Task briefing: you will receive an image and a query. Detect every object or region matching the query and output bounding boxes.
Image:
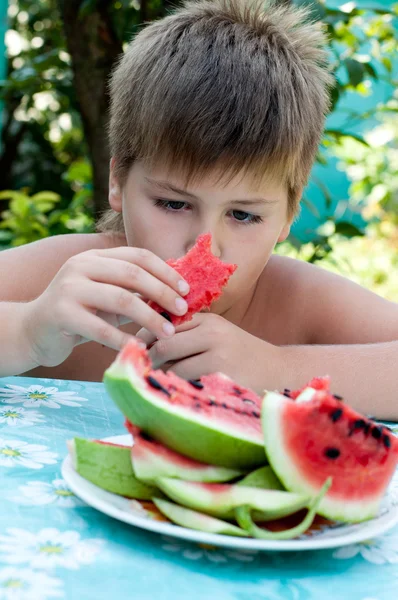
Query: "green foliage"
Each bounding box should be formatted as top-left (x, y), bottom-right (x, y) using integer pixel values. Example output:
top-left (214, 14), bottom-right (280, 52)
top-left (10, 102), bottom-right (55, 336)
top-left (0, 158), bottom-right (95, 248)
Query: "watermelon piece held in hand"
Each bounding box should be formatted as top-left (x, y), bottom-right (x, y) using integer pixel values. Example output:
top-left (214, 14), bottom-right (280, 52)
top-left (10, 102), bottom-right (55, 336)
top-left (104, 340), bottom-right (265, 469)
top-left (149, 233), bottom-right (237, 325)
top-left (262, 377), bottom-right (398, 522)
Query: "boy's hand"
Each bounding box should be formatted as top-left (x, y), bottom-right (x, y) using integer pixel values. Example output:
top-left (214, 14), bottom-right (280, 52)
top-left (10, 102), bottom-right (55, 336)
top-left (137, 313), bottom-right (282, 393)
top-left (23, 247), bottom-right (189, 368)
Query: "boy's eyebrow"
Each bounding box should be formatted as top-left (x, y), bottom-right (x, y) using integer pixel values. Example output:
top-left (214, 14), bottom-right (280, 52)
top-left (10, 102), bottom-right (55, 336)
top-left (145, 177), bottom-right (279, 205)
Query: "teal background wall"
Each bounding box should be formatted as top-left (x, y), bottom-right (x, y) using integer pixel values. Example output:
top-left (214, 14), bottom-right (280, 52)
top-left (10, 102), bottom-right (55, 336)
top-left (292, 0), bottom-right (397, 241)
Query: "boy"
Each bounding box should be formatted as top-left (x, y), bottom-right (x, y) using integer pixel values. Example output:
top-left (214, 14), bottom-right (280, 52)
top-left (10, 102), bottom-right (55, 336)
top-left (0, 0), bottom-right (397, 418)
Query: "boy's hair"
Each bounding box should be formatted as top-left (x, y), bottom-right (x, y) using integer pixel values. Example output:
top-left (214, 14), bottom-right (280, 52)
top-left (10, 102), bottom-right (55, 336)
top-left (97, 0), bottom-right (333, 233)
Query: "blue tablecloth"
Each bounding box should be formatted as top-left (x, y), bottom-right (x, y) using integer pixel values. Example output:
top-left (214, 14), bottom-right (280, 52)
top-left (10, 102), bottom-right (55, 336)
top-left (1, 375), bottom-right (397, 600)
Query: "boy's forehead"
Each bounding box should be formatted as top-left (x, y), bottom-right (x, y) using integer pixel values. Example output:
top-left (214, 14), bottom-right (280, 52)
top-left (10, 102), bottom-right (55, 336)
top-left (133, 160), bottom-right (287, 200)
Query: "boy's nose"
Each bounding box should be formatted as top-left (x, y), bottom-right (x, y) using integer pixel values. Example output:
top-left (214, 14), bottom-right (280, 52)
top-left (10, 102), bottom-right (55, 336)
top-left (185, 230), bottom-right (222, 258)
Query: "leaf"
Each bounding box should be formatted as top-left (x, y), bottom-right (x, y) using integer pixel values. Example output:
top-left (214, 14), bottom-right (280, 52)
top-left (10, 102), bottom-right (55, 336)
top-left (324, 129), bottom-right (370, 147)
top-left (363, 62), bottom-right (378, 80)
top-left (31, 192), bottom-right (61, 203)
top-left (334, 221), bottom-right (365, 238)
top-left (345, 58), bottom-right (365, 87)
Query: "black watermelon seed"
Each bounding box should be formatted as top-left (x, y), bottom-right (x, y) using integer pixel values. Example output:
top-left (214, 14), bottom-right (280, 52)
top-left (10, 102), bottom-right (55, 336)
top-left (330, 408), bottom-right (343, 423)
top-left (284, 389), bottom-right (291, 393)
top-left (189, 379), bottom-right (204, 390)
top-left (383, 435), bottom-right (391, 448)
top-left (252, 411), bottom-right (260, 418)
top-left (146, 375), bottom-right (171, 397)
top-left (221, 403), bottom-right (228, 409)
top-left (324, 447), bottom-right (340, 459)
top-left (233, 387), bottom-right (243, 395)
top-left (333, 394), bottom-right (343, 401)
top-left (371, 426), bottom-right (382, 439)
top-left (363, 423), bottom-right (370, 435)
top-left (194, 402), bottom-right (201, 409)
top-left (354, 419), bottom-right (366, 429)
top-left (242, 398), bottom-right (255, 405)
top-left (209, 400), bottom-right (216, 406)
top-left (283, 392), bottom-right (291, 398)
top-left (160, 311), bottom-right (172, 322)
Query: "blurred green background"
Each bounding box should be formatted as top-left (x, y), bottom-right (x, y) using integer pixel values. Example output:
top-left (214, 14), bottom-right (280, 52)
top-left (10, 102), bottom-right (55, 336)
top-left (0, 0), bottom-right (397, 300)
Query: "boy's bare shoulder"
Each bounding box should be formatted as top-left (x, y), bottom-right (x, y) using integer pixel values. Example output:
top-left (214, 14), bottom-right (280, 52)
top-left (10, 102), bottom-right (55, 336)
top-left (0, 232), bottom-right (126, 302)
top-left (258, 254), bottom-right (397, 345)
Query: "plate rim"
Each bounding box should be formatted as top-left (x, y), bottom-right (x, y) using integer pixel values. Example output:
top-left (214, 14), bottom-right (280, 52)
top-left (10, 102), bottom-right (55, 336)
top-left (61, 434), bottom-right (398, 552)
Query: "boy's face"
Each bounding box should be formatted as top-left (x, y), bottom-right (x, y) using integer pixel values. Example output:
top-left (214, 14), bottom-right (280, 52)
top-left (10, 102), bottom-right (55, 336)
top-left (109, 160), bottom-right (291, 315)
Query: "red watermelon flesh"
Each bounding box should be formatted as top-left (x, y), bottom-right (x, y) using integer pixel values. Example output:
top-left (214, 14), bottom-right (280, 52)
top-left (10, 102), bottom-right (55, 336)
top-left (119, 341), bottom-right (263, 443)
top-left (262, 384), bottom-right (398, 522)
top-left (149, 233), bottom-right (237, 325)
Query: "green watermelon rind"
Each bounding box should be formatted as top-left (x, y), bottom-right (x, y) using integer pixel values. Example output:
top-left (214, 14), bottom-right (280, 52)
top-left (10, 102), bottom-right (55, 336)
top-left (153, 498), bottom-right (248, 537)
top-left (69, 437), bottom-right (157, 500)
top-left (104, 362), bottom-right (266, 470)
top-left (261, 391), bottom-right (381, 523)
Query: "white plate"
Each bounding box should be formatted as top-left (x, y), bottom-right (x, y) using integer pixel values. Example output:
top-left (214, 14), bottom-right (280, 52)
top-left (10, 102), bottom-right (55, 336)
top-left (62, 434), bottom-right (398, 552)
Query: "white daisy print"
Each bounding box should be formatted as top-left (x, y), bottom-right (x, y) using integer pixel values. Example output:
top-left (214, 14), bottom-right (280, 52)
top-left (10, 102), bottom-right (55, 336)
top-left (18, 479), bottom-right (83, 508)
top-left (0, 528), bottom-right (104, 570)
top-left (0, 439), bottom-right (58, 470)
top-left (161, 536), bottom-right (258, 563)
top-left (0, 406), bottom-right (45, 428)
top-left (0, 385), bottom-right (88, 409)
top-left (0, 566), bottom-right (63, 599)
top-left (333, 531), bottom-right (398, 564)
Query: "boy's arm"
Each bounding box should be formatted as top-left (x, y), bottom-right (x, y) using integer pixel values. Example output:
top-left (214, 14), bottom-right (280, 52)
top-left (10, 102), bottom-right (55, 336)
top-left (276, 341), bottom-right (397, 420)
top-left (0, 303), bottom-right (37, 376)
top-left (271, 257), bottom-right (398, 419)
top-left (0, 233), bottom-right (117, 302)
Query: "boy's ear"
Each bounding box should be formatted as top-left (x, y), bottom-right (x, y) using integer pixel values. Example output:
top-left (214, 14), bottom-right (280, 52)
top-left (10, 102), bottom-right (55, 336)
top-left (109, 157), bottom-right (122, 213)
top-left (277, 223), bottom-right (291, 243)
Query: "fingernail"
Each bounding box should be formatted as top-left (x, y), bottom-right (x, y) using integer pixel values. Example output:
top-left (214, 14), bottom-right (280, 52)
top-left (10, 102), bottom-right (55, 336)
top-left (175, 297), bottom-right (188, 314)
top-left (162, 322), bottom-right (175, 337)
top-left (178, 280), bottom-right (190, 295)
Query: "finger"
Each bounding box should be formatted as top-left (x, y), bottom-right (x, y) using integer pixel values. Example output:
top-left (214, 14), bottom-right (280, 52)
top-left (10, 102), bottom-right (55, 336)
top-left (74, 256), bottom-right (189, 319)
top-left (168, 352), bottom-right (214, 380)
top-left (136, 327), bottom-right (157, 347)
top-left (87, 247), bottom-right (190, 296)
top-left (149, 328), bottom-right (210, 368)
top-left (60, 306), bottom-right (140, 351)
top-left (74, 280), bottom-right (177, 340)
top-left (136, 312), bottom-right (204, 347)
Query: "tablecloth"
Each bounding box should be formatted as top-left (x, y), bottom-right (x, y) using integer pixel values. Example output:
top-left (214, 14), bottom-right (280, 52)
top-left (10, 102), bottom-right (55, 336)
top-left (0, 375), bottom-right (397, 600)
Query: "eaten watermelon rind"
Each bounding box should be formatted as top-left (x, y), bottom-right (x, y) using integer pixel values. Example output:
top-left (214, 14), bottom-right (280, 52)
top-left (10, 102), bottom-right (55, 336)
top-left (104, 360), bottom-right (266, 469)
top-left (153, 498), bottom-right (248, 537)
top-left (69, 437), bottom-right (157, 500)
top-left (261, 391), bottom-right (384, 522)
top-left (132, 433), bottom-right (244, 484)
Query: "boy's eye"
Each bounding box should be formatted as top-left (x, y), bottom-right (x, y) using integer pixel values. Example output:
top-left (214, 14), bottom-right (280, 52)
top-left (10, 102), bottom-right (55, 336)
top-left (155, 199), bottom-right (188, 211)
top-left (231, 210), bottom-right (263, 225)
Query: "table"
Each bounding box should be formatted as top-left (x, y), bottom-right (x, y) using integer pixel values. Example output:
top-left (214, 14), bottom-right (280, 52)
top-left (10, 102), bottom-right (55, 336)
top-left (0, 375), bottom-right (397, 600)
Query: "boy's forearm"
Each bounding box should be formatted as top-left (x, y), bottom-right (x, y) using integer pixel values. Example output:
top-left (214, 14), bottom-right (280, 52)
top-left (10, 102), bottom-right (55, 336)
top-left (0, 302), bottom-right (37, 377)
top-left (270, 341), bottom-right (398, 421)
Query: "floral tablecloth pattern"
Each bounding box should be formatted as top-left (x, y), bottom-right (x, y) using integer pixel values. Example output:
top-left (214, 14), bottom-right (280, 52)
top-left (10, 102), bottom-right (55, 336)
top-left (0, 375), bottom-right (397, 600)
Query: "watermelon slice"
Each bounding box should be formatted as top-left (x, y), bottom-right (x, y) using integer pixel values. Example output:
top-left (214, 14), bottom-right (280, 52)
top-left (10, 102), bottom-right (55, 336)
top-left (155, 477), bottom-right (312, 521)
top-left (132, 430), bottom-right (243, 483)
top-left (104, 340), bottom-right (265, 469)
top-left (149, 233), bottom-right (237, 325)
top-left (68, 438), bottom-right (157, 499)
top-left (261, 378), bottom-right (398, 522)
